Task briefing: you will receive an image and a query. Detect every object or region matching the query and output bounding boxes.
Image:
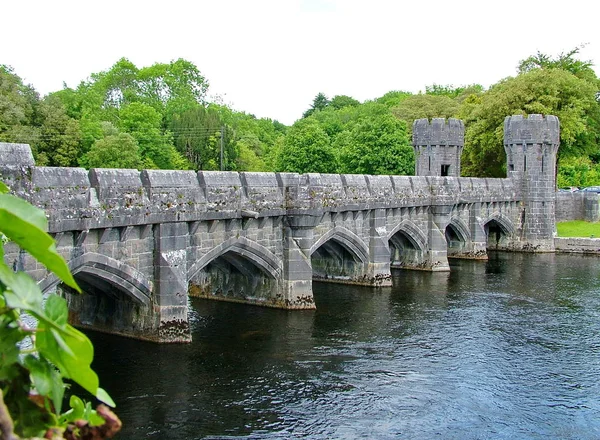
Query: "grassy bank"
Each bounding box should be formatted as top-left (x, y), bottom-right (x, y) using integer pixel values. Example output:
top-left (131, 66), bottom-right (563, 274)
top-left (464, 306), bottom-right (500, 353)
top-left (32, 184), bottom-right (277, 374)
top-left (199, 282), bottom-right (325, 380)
top-left (556, 221), bottom-right (600, 237)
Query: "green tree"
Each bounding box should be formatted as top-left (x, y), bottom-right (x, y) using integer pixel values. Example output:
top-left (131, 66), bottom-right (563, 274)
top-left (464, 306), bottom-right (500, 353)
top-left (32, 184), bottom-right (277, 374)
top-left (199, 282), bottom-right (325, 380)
top-left (36, 95), bottom-right (82, 167)
top-left (137, 58), bottom-right (209, 122)
top-left (557, 156), bottom-right (600, 188)
top-left (170, 106), bottom-right (222, 170)
top-left (339, 113), bottom-right (414, 175)
top-left (276, 119), bottom-right (337, 173)
top-left (462, 68), bottom-right (599, 177)
top-left (375, 90), bottom-right (412, 108)
top-left (392, 94), bottom-right (460, 131)
top-left (517, 45), bottom-right (598, 82)
top-left (83, 132), bottom-right (142, 169)
top-left (329, 95), bottom-right (360, 110)
top-left (119, 102), bottom-right (171, 168)
top-left (302, 92), bottom-right (330, 118)
top-left (0, 65), bottom-right (40, 148)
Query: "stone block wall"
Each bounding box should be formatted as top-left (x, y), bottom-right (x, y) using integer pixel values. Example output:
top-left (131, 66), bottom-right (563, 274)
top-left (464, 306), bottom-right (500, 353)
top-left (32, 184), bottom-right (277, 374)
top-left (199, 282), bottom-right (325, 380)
top-left (555, 191), bottom-right (600, 222)
top-left (413, 118), bottom-right (464, 177)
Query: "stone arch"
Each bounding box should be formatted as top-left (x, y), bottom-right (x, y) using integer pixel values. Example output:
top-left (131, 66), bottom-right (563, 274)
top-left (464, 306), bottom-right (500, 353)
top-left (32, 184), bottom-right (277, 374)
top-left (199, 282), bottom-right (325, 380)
top-left (310, 226), bottom-right (369, 283)
top-left (484, 212), bottom-right (515, 235)
top-left (484, 211), bottom-right (515, 250)
top-left (187, 236), bottom-right (281, 282)
top-left (310, 226), bottom-right (369, 263)
top-left (387, 219), bottom-right (428, 269)
top-left (387, 219), bottom-right (428, 251)
top-left (38, 253), bottom-right (153, 307)
top-left (447, 216), bottom-right (471, 242)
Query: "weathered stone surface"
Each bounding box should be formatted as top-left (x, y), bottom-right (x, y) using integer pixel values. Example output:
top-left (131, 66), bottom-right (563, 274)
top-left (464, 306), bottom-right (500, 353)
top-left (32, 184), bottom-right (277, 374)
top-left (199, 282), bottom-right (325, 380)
top-left (413, 118), bottom-right (464, 177)
top-left (0, 116), bottom-right (562, 342)
top-left (555, 237), bottom-right (600, 253)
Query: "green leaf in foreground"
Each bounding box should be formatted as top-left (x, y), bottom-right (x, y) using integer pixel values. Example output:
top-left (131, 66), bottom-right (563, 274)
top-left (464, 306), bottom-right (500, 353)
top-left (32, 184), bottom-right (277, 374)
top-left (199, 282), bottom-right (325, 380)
top-left (0, 193), bottom-right (79, 291)
top-left (24, 355), bottom-right (65, 414)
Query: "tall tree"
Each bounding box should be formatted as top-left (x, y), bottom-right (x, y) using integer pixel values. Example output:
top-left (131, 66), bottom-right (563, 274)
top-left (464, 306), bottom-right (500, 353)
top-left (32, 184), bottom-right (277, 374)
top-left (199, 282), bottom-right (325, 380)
top-left (339, 113), bottom-right (413, 175)
top-left (392, 94), bottom-right (460, 132)
top-left (276, 119), bottom-right (337, 173)
top-left (462, 68), bottom-right (599, 177)
top-left (118, 102), bottom-right (171, 169)
top-left (302, 92), bottom-right (330, 118)
top-left (36, 95), bottom-right (81, 167)
top-left (83, 132), bottom-right (142, 169)
top-left (0, 65), bottom-right (40, 147)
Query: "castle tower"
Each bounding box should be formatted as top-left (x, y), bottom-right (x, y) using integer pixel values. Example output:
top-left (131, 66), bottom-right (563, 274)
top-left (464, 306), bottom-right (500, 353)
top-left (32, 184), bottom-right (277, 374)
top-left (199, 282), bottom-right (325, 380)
top-left (504, 114), bottom-right (559, 251)
top-left (412, 118), bottom-right (464, 176)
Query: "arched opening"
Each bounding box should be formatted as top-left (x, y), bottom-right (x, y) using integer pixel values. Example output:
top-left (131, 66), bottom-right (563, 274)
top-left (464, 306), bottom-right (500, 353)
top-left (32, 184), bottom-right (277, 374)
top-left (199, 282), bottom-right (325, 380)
top-left (445, 224), bottom-right (466, 258)
top-left (189, 251), bottom-right (278, 303)
top-left (484, 219), bottom-right (510, 250)
top-left (41, 253), bottom-right (154, 338)
top-left (187, 238), bottom-right (281, 306)
top-left (311, 238), bottom-right (366, 282)
top-left (389, 231), bottom-right (425, 269)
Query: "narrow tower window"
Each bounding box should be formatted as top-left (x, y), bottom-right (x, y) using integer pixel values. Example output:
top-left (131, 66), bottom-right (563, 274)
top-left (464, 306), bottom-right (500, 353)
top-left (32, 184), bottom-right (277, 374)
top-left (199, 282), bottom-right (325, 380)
top-left (541, 155), bottom-right (544, 173)
top-left (441, 164), bottom-right (450, 176)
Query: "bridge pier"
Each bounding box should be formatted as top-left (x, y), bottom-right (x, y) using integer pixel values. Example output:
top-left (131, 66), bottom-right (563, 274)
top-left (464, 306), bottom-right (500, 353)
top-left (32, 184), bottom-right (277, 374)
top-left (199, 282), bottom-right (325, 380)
top-left (283, 214), bottom-right (318, 308)
top-left (367, 209), bottom-right (393, 285)
top-left (154, 222), bottom-right (191, 343)
top-left (426, 205), bottom-right (451, 271)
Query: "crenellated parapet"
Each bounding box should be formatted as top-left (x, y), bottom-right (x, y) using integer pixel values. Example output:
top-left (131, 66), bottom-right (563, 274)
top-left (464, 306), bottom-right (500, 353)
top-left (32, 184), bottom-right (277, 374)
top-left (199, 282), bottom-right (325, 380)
top-left (412, 118), bottom-right (464, 177)
top-left (503, 114), bottom-right (559, 147)
top-left (413, 118), bottom-right (464, 147)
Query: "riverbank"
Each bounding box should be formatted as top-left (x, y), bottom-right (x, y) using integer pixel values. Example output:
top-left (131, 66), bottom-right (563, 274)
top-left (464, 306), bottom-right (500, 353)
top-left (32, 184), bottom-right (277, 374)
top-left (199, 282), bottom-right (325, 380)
top-left (554, 237), bottom-right (600, 254)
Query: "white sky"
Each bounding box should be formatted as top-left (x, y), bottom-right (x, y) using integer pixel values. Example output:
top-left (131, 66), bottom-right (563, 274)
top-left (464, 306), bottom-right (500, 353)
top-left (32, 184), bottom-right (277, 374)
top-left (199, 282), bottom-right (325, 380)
top-left (3, 0), bottom-right (598, 126)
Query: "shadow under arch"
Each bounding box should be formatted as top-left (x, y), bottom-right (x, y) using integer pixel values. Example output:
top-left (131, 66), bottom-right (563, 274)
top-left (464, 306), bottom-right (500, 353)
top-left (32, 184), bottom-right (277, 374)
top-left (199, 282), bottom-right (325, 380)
top-left (484, 212), bottom-right (515, 250)
top-left (310, 226), bottom-right (369, 282)
top-left (187, 236), bottom-right (283, 305)
top-left (38, 252), bottom-right (153, 307)
top-left (387, 219), bottom-right (428, 269)
top-left (38, 252), bottom-right (156, 338)
top-left (446, 216), bottom-right (471, 257)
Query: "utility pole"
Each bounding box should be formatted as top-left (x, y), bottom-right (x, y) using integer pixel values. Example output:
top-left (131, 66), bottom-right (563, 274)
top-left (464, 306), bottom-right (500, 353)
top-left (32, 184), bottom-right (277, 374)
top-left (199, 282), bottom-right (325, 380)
top-left (220, 126), bottom-right (224, 171)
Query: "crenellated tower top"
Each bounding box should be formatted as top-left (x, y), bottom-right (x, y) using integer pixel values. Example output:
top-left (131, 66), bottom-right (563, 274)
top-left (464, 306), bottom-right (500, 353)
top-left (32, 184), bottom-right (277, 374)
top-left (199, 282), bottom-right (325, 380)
top-left (413, 118), bottom-right (464, 148)
top-left (503, 114), bottom-right (559, 148)
top-left (412, 118), bottom-right (464, 177)
top-left (503, 114), bottom-right (560, 178)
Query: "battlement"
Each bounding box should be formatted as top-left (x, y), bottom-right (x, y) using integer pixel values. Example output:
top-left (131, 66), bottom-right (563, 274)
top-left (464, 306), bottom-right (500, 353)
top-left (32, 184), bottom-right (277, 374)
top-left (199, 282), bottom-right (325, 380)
top-left (503, 114), bottom-right (560, 146)
top-left (412, 118), bottom-right (464, 147)
top-left (1, 142), bottom-right (35, 167)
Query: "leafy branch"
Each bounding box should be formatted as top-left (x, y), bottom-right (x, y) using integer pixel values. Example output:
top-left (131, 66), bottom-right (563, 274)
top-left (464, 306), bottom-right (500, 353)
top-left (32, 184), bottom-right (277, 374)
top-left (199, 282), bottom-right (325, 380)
top-left (0, 181), bottom-right (120, 439)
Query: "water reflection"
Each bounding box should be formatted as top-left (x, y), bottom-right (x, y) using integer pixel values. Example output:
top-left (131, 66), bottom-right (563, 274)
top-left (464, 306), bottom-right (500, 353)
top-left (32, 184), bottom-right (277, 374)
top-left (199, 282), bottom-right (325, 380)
top-left (88, 252), bottom-right (600, 439)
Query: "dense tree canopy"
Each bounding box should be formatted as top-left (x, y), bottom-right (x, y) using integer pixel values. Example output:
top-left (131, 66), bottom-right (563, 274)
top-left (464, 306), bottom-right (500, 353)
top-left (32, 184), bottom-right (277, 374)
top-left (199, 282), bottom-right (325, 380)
top-left (1, 48), bottom-right (599, 185)
top-left (276, 119), bottom-right (338, 173)
top-left (462, 66), bottom-right (599, 177)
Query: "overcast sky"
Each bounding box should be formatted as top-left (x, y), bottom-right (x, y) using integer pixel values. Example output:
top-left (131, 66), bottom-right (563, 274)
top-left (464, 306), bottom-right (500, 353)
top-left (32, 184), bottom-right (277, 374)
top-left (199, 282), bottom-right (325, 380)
top-left (3, 0), bottom-right (598, 125)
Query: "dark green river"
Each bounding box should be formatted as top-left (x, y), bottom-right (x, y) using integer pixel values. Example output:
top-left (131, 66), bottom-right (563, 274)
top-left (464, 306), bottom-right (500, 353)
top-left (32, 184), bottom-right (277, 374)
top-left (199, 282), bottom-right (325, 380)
top-left (87, 252), bottom-right (600, 439)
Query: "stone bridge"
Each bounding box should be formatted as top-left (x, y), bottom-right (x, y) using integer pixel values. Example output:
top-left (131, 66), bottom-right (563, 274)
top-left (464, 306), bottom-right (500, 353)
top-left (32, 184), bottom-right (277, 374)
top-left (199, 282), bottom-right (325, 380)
top-left (1, 114), bottom-right (560, 342)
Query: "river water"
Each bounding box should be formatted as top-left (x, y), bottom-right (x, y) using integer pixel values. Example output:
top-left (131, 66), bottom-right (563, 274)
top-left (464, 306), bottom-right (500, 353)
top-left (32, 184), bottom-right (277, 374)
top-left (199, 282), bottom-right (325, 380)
top-left (88, 252), bottom-right (600, 439)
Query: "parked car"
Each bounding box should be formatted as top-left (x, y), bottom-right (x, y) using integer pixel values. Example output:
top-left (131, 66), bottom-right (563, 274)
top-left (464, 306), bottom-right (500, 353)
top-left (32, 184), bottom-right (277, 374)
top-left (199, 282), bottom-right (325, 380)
top-left (580, 186), bottom-right (600, 193)
top-left (559, 187), bottom-right (580, 192)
